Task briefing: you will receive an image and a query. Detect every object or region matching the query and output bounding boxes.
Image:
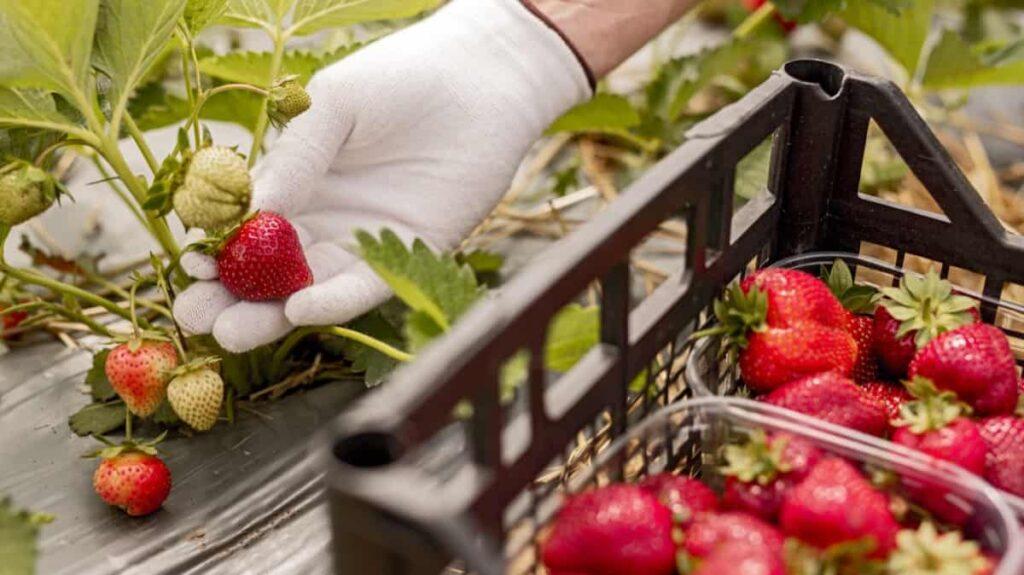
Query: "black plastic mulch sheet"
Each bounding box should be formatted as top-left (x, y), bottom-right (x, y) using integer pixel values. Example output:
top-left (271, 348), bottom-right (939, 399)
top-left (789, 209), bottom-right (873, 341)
top-left (0, 341), bottom-right (358, 574)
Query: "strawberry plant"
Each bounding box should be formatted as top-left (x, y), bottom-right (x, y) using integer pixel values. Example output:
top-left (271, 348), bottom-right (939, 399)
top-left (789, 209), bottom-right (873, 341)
top-left (0, 0), bottom-right (628, 532)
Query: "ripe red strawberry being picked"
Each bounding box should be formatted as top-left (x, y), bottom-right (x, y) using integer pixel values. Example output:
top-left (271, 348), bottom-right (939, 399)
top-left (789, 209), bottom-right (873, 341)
top-left (909, 323), bottom-right (1018, 416)
top-left (216, 212), bottom-right (314, 301)
top-left (977, 415), bottom-right (1024, 498)
top-left (822, 259), bottom-right (882, 383)
top-left (638, 473), bottom-right (719, 526)
top-left (105, 340), bottom-right (179, 417)
top-left (761, 372), bottom-right (889, 437)
top-left (541, 484), bottom-right (676, 575)
top-left (702, 269), bottom-right (857, 392)
top-left (873, 271), bottom-right (979, 378)
top-left (779, 457), bottom-right (899, 558)
top-left (93, 450), bottom-right (171, 517)
top-left (720, 431), bottom-right (822, 521)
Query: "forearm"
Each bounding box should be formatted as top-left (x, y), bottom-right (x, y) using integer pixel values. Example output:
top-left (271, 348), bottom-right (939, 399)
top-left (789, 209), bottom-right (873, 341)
top-left (522, 0), bottom-right (698, 79)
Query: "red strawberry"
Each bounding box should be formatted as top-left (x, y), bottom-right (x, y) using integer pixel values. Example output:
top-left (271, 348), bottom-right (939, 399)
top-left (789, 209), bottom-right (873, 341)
top-left (890, 378), bottom-right (987, 523)
top-left (977, 416), bottom-right (1024, 497)
top-left (874, 271), bottom-right (979, 377)
top-left (0, 304), bottom-right (28, 338)
top-left (740, 269), bottom-right (848, 330)
top-left (720, 431), bottom-right (822, 521)
top-left (638, 473), bottom-right (718, 526)
top-left (683, 511), bottom-right (784, 559)
top-left (822, 259), bottom-right (882, 383)
top-left (541, 485), bottom-right (676, 575)
top-left (740, 323), bottom-right (858, 392)
top-left (779, 457), bottom-right (899, 558)
top-left (701, 270), bottom-right (856, 392)
top-left (105, 340), bottom-right (179, 417)
top-left (692, 542), bottom-right (785, 575)
top-left (93, 450), bottom-right (171, 517)
top-left (761, 372), bottom-right (889, 436)
top-left (909, 324), bottom-right (1018, 415)
top-left (847, 313), bottom-right (878, 383)
top-left (216, 212), bottom-right (313, 301)
top-left (743, 0), bottom-right (796, 32)
top-left (861, 381), bottom-right (912, 421)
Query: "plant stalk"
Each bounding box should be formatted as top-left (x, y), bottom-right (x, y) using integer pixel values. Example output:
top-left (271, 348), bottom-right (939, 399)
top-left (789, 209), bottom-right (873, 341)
top-left (248, 33), bottom-right (287, 167)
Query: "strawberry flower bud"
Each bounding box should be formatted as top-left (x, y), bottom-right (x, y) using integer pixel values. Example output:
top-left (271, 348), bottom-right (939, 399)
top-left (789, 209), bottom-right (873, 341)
top-left (0, 160), bottom-right (63, 227)
top-left (268, 75), bottom-right (312, 128)
top-left (173, 146), bottom-right (252, 232)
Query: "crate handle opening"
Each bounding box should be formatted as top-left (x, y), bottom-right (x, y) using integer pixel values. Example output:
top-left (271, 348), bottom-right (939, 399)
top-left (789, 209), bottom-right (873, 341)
top-left (333, 431), bottom-right (403, 469)
top-left (783, 59), bottom-right (846, 98)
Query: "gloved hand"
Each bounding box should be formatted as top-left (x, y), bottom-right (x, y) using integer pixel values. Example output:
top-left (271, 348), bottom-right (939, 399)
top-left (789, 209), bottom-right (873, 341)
top-left (172, 0), bottom-right (591, 353)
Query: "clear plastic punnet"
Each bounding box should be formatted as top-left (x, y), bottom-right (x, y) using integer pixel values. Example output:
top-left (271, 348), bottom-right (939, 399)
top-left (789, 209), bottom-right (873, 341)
top-left (550, 396), bottom-right (1024, 575)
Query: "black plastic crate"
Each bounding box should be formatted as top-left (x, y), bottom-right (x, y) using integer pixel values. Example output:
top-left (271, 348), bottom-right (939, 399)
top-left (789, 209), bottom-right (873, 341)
top-left (319, 59), bottom-right (1024, 574)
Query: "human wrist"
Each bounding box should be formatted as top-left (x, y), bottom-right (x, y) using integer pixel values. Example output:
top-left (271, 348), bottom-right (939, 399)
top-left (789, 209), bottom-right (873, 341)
top-left (521, 0), bottom-right (696, 79)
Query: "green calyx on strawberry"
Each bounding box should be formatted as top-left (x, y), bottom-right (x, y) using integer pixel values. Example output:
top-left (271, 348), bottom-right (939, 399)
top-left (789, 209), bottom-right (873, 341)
top-left (822, 259), bottom-right (880, 315)
top-left (88, 434), bottom-right (171, 517)
top-left (0, 160), bottom-right (68, 227)
top-left (721, 430), bottom-right (794, 485)
top-left (173, 146), bottom-right (252, 233)
top-left (887, 523), bottom-right (990, 575)
top-left (698, 282), bottom-right (769, 351)
top-left (893, 377), bottom-right (971, 434)
top-left (166, 357), bottom-right (224, 432)
top-left (783, 537), bottom-right (885, 575)
top-left (268, 75), bottom-right (312, 129)
top-left (879, 271), bottom-right (977, 349)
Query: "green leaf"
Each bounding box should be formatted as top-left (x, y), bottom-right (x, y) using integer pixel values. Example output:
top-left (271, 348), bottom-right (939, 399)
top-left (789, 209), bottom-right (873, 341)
top-left (547, 93), bottom-right (641, 136)
top-left (734, 139), bottom-right (773, 201)
top-left (198, 44), bottom-right (361, 87)
top-left (198, 88), bottom-right (265, 131)
top-left (841, 0), bottom-right (933, 74)
top-left (358, 229), bottom-right (484, 331)
top-left (404, 309), bottom-right (444, 353)
top-left (184, 0), bottom-right (230, 32)
top-left (774, 0), bottom-right (906, 22)
top-left (289, 0), bottom-right (441, 36)
top-left (649, 38), bottom-right (784, 122)
top-left (86, 349), bottom-right (116, 401)
top-left (0, 126), bottom-right (65, 167)
top-left (923, 31), bottom-right (1024, 89)
top-left (0, 498), bottom-right (50, 575)
top-left (341, 310), bottom-right (403, 385)
top-left (0, 0), bottom-right (99, 99)
top-left (0, 87), bottom-right (86, 138)
top-left (221, 0), bottom-right (293, 29)
top-left (151, 400), bottom-right (180, 425)
top-left (92, 0), bottom-right (185, 127)
top-left (544, 304), bottom-right (600, 372)
top-left (68, 401), bottom-right (125, 436)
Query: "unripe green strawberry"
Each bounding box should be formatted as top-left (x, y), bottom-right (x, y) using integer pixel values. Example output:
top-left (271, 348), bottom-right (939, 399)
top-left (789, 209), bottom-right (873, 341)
top-left (0, 160), bottom-right (63, 226)
top-left (167, 366), bottom-right (224, 431)
top-left (173, 147), bottom-right (251, 232)
top-left (268, 75), bottom-right (311, 128)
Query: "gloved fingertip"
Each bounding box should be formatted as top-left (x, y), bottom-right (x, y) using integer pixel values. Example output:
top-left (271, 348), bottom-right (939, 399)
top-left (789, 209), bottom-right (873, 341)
top-left (180, 250), bottom-right (220, 280)
top-left (172, 282), bottom-right (236, 335)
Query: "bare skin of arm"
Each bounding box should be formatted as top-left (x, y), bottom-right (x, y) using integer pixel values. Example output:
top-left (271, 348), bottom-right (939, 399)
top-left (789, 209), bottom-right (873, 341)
top-left (523, 0), bottom-right (700, 79)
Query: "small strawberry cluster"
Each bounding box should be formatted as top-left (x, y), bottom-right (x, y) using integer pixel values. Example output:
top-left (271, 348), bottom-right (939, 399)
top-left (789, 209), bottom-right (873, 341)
top-left (700, 261), bottom-right (1024, 502)
top-left (542, 431), bottom-right (997, 575)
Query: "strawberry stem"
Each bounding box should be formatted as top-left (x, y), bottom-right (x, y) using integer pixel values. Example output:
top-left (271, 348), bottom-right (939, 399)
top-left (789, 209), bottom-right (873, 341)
top-left (124, 407), bottom-right (133, 442)
top-left (270, 326), bottom-right (414, 380)
top-left (734, 1), bottom-right (777, 40)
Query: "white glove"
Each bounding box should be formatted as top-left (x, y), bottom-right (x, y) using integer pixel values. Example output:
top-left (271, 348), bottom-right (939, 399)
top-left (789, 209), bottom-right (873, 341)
top-left (173, 0), bottom-right (591, 353)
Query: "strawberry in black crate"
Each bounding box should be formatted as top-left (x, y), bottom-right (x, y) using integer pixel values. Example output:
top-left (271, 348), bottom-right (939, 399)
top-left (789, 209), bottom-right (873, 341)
top-left (687, 253), bottom-right (1024, 513)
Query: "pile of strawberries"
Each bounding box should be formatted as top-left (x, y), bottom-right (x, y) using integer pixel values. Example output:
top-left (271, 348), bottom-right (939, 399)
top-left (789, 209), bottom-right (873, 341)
top-left (541, 431), bottom-right (998, 575)
top-left (697, 261), bottom-right (1024, 503)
